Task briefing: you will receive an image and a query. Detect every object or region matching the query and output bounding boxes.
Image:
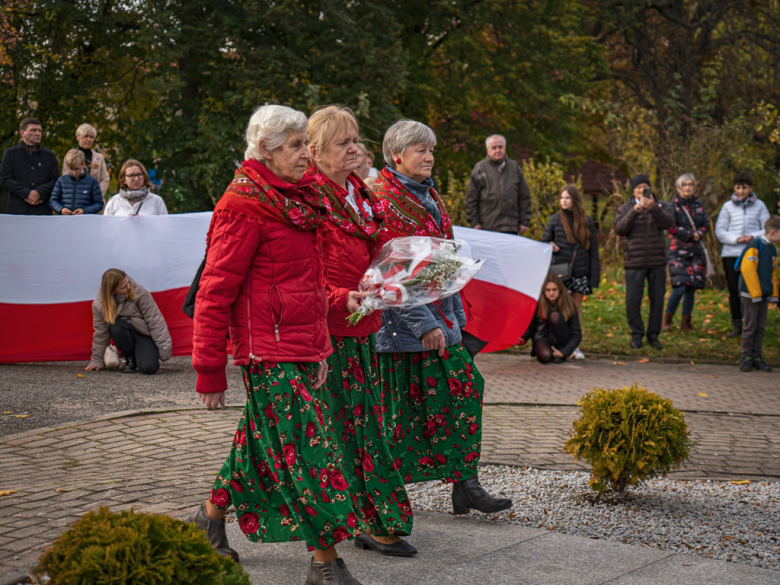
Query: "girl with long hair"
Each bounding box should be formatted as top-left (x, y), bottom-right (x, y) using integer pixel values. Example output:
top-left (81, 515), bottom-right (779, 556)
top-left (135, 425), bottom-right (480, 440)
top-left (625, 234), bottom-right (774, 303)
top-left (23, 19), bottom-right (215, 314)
top-left (525, 273), bottom-right (582, 364)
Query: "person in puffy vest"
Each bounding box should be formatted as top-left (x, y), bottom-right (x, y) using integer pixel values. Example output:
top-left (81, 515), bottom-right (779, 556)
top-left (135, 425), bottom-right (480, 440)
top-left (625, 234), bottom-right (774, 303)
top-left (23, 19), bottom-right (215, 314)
top-left (735, 216), bottom-right (780, 372)
top-left (49, 149), bottom-right (104, 215)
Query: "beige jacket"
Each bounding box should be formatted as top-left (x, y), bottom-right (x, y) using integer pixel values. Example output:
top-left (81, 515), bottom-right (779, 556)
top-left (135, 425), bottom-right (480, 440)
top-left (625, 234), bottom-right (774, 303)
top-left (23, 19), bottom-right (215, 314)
top-left (89, 277), bottom-right (173, 367)
top-left (62, 150), bottom-right (110, 197)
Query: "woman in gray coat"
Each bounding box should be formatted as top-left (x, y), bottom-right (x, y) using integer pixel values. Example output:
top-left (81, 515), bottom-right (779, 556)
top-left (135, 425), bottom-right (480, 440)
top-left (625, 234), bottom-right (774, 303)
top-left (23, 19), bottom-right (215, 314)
top-left (86, 268), bottom-right (172, 374)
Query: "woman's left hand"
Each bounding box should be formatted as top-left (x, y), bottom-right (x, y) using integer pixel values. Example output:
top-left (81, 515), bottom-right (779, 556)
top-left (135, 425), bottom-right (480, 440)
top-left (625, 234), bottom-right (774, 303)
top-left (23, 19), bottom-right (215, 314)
top-left (693, 232), bottom-right (700, 242)
top-left (199, 391), bottom-right (225, 409)
top-left (346, 291), bottom-right (369, 313)
top-left (313, 360), bottom-right (328, 390)
top-left (73, 209), bottom-right (84, 215)
top-left (552, 346), bottom-right (563, 358)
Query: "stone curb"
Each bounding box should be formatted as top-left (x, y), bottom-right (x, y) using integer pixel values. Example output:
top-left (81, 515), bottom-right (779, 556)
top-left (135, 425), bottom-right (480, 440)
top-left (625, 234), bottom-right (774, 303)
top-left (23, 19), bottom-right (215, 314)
top-left (500, 351), bottom-right (779, 367)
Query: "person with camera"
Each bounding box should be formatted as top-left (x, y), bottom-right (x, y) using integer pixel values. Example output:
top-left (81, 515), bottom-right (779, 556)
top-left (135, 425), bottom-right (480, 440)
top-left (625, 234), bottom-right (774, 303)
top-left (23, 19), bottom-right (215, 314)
top-left (614, 174), bottom-right (674, 350)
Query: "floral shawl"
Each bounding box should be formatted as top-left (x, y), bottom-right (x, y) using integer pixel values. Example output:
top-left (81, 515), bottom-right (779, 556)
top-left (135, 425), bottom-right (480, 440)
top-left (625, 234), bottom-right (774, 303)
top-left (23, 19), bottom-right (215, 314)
top-left (373, 167), bottom-right (454, 243)
top-left (303, 164), bottom-right (385, 241)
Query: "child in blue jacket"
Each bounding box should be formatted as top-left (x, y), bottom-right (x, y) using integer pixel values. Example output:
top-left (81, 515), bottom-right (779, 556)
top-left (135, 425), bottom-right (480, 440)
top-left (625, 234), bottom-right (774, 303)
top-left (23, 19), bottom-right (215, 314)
top-left (49, 149), bottom-right (104, 215)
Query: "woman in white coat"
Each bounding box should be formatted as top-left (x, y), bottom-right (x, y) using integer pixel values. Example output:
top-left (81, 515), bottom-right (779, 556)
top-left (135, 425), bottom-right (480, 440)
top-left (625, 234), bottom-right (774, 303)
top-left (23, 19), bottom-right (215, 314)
top-left (715, 171), bottom-right (770, 338)
top-left (104, 159), bottom-right (169, 216)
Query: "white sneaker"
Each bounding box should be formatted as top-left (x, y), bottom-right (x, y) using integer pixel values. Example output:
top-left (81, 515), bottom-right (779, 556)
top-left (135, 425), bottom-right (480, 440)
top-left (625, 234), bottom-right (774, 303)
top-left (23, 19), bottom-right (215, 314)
top-left (572, 347), bottom-right (585, 360)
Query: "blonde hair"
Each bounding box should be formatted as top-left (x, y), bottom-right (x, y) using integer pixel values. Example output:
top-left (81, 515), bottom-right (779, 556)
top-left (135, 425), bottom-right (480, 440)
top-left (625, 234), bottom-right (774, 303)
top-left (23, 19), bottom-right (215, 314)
top-left (100, 269), bottom-right (136, 325)
top-left (307, 104), bottom-right (360, 159)
top-left (76, 123), bottom-right (97, 139)
top-left (244, 104), bottom-right (308, 162)
top-left (64, 149), bottom-right (85, 171)
top-left (117, 159), bottom-right (151, 190)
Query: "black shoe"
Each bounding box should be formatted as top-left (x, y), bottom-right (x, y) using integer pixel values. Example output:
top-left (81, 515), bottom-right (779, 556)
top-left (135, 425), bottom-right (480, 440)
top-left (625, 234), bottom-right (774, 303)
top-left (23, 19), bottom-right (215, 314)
top-left (122, 356), bottom-right (137, 373)
top-left (307, 558), bottom-right (362, 585)
top-left (726, 319), bottom-right (742, 339)
top-left (740, 358), bottom-right (753, 372)
top-left (647, 336), bottom-right (663, 350)
top-left (630, 336), bottom-right (643, 350)
top-left (753, 359), bottom-right (773, 372)
top-left (354, 533), bottom-right (417, 556)
top-left (186, 503), bottom-right (239, 562)
top-left (551, 356), bottom-right (567, 364)
top-left (452, 477), bottom-right (513, 515)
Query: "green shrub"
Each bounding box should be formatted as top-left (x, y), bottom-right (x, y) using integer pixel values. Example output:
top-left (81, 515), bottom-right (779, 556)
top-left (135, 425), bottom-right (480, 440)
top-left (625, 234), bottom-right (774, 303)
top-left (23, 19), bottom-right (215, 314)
top-left (563, 384), bottom-right (695, 493)
top-left (32, 507), bottom-right (250, 585)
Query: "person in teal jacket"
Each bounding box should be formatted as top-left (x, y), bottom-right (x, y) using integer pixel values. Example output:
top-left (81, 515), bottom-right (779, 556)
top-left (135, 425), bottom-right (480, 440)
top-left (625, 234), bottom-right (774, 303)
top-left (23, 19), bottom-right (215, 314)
top-left (736, 216), bottom-right (780, 372)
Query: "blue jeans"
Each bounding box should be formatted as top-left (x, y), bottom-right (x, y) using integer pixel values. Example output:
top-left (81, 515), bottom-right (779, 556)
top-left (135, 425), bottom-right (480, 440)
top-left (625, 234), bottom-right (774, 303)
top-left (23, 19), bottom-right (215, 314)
top-left (665, 285), bottom-right (696, 316)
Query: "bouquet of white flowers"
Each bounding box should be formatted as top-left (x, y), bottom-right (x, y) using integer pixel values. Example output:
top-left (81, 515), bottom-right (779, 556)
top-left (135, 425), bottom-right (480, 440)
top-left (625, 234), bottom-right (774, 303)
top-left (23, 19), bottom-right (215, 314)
top-left (347, 236), bottom-right (485, 325)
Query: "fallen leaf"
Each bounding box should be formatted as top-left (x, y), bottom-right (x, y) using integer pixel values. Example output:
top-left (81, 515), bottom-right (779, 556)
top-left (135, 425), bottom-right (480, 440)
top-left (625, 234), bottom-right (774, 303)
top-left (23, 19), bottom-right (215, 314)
top-left (711, 375), bottom-right (718, 379)
top-left (699, 393), bottom-right (708, 397)
top-left (613, 361), bottom-right (625, 366)
top-left (77, 373), bottom-right (84, 378)
top-left (14, 414), bottom-right (28, 418)
top-left (2, 411), bottom-right (11, 414)
top-left (723, 535), bottom-right (735, 541)
top-left (0, 490), bottom-right (15, 497)
top-left (55, 488), bottom-right (63, 493)
top-left (730, 480), bottom-right (750, 485)
top-left (638, 358), bottom-right (650, 363)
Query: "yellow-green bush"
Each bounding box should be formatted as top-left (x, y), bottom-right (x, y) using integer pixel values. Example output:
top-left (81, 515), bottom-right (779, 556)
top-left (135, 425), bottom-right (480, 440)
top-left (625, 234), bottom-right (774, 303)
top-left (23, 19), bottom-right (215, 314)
top-left (33, 507), bottom-right (250, 585)
top-left (563, 384), bottom-right (694, 493)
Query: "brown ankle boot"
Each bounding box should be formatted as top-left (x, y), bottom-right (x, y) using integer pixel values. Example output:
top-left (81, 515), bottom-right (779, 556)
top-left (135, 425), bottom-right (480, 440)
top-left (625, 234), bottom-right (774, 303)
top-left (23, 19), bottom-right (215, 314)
top-left (661, 312), bottom-right (674, 331)
top-left (680, 314), bottom-right (693, 333)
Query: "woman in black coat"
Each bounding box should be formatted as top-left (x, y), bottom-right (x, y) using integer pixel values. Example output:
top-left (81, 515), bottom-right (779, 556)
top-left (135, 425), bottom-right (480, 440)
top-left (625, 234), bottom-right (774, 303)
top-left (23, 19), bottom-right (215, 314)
top-left (663, 173), bottom-right (710, 333)
top-left (542, 184), bottom-right (599, 358)
top-left (520, 274), bottom-right (582, 364)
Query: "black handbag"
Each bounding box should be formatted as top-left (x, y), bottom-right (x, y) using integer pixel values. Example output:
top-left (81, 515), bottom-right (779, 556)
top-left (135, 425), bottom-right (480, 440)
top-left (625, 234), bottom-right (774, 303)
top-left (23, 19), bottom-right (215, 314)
top-left (460, 329), bottom-right (488, 358)
top-left (182, 254), bottom-right (207, 319)
top-left (549, 249), bottom-right (576, 283)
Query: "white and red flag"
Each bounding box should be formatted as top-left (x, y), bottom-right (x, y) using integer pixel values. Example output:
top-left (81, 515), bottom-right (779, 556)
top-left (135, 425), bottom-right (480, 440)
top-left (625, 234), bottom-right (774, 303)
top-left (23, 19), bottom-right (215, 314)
top-left (0, 215), bottom-right (550, 362)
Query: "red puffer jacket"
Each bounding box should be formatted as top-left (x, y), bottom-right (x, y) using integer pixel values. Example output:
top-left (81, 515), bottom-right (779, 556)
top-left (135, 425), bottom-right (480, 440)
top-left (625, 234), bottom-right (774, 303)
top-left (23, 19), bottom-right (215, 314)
top-left (193, 207), bottom-right (331, 393)
top-left (320, 219), bottom-right (381, 337)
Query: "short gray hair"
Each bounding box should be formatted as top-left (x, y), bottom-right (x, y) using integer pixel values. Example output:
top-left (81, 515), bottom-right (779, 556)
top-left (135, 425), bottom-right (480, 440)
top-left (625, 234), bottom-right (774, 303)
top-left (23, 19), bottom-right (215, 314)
top-left (485, 134), bottom-right (506, 149)
top-left (244, 104), bottom-right (308, 162)
top-left (676, 173), bottom-right (697, 194)
top-left (382, 119), bottom-right (437, 169)
top-left (76, 123), bottom-right (97, 139)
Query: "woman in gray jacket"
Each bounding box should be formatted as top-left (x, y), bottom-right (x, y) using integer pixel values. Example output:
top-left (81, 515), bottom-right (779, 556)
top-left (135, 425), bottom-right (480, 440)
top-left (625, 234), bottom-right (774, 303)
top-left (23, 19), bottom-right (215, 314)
top-left (372, 119), bottom-right (512, 518)
top-left (86, 269), bottom-right (172, 374)
top-left (715, 171), bottom-right (770, 338)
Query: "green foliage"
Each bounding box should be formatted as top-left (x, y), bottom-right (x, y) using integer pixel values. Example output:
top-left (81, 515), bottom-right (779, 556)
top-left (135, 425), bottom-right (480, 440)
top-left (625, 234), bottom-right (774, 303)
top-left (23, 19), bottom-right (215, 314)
top-left (522, 158), bottom-right (580, 240)
top-left (563, 384), bottom-right (695, 493)
top-left (440, 170), bottom-right (468, 227)
top-left (32, 507), bottom-right (250, 585)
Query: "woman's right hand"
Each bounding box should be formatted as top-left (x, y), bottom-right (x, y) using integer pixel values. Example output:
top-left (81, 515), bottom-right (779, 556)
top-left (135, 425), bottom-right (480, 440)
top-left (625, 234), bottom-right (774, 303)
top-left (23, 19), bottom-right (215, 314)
top-left (199, 391), bottom-right (226, 410)
top-left (85, 365), bottom-right (100, 371)
top-left (421, 327), bottom-right (446, 356)
top-left (61, 208), bottom-right (73, 215)
top-left (346, 290), bottom-right (369, 313)
top-left (550, 242), bottom-right (560, 253)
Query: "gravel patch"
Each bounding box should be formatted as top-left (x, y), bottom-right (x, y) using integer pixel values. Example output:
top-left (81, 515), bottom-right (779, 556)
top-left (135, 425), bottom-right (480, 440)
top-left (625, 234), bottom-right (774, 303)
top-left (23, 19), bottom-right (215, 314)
top-left (406, 465), bottom-right (780, 571)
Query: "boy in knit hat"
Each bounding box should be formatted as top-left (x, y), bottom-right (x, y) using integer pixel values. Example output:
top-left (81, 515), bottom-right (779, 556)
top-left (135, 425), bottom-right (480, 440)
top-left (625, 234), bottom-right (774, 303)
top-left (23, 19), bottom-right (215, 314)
top-left (736, 216), bottom-right (780, 372)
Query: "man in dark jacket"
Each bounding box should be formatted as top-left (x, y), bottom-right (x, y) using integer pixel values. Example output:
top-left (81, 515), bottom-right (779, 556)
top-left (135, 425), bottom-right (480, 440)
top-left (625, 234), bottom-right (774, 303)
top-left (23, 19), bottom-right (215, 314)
top-left (0, 118), bottom-right (59, 215)
top-left (465, 134), bottom-right (531, 234)
top-left (614, 174), bottom-right (674, 350)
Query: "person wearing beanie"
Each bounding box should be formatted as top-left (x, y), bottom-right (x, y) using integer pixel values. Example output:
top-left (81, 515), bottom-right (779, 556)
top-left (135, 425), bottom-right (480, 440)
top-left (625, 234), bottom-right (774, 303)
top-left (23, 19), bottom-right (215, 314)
top-left (614, 174), bottom-right (674, 350)
top-left (715, 171), bottom-right (770, 338)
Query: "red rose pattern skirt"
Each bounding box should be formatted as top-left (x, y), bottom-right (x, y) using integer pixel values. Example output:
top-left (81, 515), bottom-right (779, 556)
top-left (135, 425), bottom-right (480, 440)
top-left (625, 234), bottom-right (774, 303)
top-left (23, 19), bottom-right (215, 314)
top-left (320, 335), bottom-right (414, 537)
top-left (209, 361), bottom-right (368, 551)
top-left (378, 343), bottom-right (484, 484)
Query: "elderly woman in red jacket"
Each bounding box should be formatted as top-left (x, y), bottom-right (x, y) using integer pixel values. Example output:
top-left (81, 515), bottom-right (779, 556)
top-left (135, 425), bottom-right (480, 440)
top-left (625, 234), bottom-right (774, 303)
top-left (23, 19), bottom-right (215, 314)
top-left (188, 104), bottom-right (368, 585)
top-left (303, 105), bottom-right (416, 558)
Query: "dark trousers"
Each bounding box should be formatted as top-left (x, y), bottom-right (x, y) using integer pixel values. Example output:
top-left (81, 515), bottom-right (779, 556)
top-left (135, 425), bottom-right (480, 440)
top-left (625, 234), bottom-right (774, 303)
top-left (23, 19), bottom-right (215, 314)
top-left (722, 257), bottom-right (742, 321)
top-left (108, 318), bottom-right (160, 374)
top-left (741, 298), bottom-right (768, 360)
top-left (625, 267), bottom-right (666, 339)
top-left (665, 284), bottom-right (696, 316)
top-left (535, 312), bottom-right (571, 364)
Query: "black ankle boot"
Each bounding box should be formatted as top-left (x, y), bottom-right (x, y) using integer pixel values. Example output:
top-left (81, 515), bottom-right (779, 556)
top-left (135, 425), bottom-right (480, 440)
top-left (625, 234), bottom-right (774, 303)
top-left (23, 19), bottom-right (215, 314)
top-left (726, 319), bottom-right (742, 339)
top-left (306, 558), bottom-right (362, 585)
top-left (122, 356), bottom-right (137, 373)
top-left (452, 477), bottom-right (513, 514)
top-left (186, 503), bottom-right (239, 562)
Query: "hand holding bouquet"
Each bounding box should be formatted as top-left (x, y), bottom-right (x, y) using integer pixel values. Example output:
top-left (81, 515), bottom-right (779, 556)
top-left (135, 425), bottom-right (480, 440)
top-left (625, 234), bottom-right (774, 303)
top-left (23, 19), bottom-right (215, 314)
top-left (347, 236), bottom-right (485, 325)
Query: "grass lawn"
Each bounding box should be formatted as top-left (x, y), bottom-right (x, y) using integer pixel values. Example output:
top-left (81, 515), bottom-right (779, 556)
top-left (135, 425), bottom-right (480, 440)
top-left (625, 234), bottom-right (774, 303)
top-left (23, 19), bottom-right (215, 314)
top-left (509, 279), bottom-right (780, 364)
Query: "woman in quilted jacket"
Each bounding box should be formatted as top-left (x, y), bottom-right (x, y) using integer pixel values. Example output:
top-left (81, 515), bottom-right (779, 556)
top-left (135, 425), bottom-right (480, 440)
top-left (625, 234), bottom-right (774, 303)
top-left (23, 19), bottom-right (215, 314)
top-left (303, 105), bottom-right (415, 558)
top-left (663, 173), bottom-right (711, 332)
top-left (188, 105), bottom-right (369, 585)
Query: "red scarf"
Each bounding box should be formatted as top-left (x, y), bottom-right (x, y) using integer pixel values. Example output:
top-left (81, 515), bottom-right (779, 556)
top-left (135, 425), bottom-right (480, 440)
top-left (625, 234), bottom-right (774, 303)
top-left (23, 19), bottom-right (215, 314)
top-left (303, 164), bottom-right (385, 241)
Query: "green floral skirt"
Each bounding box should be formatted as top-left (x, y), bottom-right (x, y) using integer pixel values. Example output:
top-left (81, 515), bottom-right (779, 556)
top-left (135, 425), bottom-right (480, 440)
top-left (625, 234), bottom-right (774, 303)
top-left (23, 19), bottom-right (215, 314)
top-left (209, 361), bottom-right (367, 551)
top-left (320, 335), bottom-right (413, 537)
top-left (378, 343), bottom-right (484, 484)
